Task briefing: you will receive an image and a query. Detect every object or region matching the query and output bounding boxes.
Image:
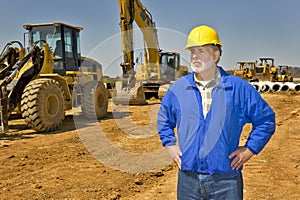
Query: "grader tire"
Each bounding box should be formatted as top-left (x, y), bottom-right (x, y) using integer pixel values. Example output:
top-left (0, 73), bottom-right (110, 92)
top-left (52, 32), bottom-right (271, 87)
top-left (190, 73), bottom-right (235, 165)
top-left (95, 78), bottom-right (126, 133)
top-left (82, 81), bottom-right (108, 119)
top-left (21, 78), bottom-right (65, 132)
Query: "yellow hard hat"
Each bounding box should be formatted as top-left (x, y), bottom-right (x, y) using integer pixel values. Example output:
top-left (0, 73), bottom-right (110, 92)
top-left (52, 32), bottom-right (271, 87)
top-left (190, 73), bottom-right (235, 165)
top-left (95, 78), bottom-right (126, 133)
top-left (185, 25), bottom-right (222, 49)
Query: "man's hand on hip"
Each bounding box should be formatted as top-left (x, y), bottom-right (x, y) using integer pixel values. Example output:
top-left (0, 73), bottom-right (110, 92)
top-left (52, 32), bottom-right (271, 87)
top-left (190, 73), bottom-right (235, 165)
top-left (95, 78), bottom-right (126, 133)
top-left (165, 145), bottom-right (182, 169)
top-left (229, 146), bottom-right (254, 170)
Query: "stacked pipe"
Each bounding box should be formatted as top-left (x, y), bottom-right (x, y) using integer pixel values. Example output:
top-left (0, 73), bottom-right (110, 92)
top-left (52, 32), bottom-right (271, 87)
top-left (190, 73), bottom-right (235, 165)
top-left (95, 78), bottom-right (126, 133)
top-left (250, 82), bottom-right (300, 93)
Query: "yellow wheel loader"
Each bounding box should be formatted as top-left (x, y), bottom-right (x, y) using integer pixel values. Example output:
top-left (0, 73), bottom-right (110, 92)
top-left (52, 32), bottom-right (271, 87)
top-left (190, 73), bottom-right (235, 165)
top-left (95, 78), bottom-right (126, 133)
top-left (0, 22), bottom-right (108, 133)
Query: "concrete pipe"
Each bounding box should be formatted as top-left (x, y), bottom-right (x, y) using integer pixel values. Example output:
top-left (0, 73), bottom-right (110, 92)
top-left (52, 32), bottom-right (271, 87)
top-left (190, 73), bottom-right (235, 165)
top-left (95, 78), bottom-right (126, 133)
top-left (250, 82), bottom-right (260, 91)
top-left (259, 82), bottom-right (271, 93)
top-left (283, 82), bottom-right (300, 92)
top-left (280, 82), bottom-right (289, 92)
top-left (267, 82), bottom-right (282, 92)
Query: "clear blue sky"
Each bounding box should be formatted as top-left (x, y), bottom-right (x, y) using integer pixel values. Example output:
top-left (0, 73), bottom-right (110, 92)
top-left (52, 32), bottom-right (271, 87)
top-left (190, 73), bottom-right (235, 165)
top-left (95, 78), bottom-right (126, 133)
top-left (1, 0), bottom-right (299, 77)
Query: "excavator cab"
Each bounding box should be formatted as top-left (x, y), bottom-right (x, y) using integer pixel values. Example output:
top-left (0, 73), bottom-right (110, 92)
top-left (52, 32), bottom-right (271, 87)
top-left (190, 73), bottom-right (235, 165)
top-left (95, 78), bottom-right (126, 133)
top-left (160, 52), bottom-right (179, 81)
top-left (23, 22), bottom-right (82, 75)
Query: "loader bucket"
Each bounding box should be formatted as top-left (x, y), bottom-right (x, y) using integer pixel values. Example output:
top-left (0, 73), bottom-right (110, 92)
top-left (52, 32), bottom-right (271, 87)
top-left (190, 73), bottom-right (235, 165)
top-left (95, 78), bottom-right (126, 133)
top-left (112, 81), bottom-right (147, 105)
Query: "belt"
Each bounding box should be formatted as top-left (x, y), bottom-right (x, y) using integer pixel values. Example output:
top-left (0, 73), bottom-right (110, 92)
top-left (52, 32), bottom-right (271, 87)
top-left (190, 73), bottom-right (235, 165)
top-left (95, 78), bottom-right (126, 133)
top-left (180, 170), bottom-right (211, 179)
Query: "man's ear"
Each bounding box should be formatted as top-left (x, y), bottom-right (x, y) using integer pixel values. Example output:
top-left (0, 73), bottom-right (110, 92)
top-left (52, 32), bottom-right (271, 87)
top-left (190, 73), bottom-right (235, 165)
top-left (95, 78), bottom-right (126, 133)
top-left (213, 50), bottom-right (220, 63)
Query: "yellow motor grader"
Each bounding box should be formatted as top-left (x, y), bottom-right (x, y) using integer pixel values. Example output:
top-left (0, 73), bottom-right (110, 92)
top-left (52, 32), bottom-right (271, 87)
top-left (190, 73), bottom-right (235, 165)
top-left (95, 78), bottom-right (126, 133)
top-left (0, 22), bottom-right (108, 133)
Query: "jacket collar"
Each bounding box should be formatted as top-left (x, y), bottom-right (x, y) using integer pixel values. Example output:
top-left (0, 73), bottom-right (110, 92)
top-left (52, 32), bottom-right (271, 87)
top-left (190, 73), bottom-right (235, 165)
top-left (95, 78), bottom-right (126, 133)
top-left (184, 66), bottom-right (232, 89)
top-left (218, 66), bottom-right (232, 89)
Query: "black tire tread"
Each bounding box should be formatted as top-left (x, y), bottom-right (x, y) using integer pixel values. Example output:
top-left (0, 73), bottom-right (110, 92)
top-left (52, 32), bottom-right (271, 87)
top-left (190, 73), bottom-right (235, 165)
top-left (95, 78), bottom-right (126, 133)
top-left (21, 78), bottom-right (65, 132)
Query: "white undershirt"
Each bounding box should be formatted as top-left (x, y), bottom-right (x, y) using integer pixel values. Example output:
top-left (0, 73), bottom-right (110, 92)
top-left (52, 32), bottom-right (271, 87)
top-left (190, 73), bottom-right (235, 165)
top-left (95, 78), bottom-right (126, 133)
top-left (196, 79), bottom-right (212, 87)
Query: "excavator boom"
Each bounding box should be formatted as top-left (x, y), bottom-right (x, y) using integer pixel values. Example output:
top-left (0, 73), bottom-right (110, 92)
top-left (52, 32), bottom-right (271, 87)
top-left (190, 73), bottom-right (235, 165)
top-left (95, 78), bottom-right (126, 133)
top-left (118, 0), bottom-right (160, 79)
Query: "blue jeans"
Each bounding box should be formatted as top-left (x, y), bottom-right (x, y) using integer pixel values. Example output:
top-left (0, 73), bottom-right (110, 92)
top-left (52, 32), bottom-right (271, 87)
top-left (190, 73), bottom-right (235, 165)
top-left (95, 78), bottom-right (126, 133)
top-left (177, 170), bottom-right (243, 200)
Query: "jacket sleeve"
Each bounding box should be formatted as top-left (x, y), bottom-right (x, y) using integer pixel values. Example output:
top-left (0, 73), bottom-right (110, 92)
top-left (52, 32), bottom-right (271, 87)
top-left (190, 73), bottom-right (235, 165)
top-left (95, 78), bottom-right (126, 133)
top-left (244, 87), bottom-right (276, 154)
top-left (157, 90), bottom-right (177, 147)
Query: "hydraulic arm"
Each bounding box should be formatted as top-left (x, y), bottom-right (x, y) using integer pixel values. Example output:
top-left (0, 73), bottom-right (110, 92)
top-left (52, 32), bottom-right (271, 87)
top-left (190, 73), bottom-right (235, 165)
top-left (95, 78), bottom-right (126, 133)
top-left (0, 41), bottom-right (44, 132)
top-left (118, 0), bottom-right (160, 81)
top-left (0, 41), bottom-right (25, 79)
top-left (114, 0), bottom-right (188, 105)
top-left (114, 0), bottom-right (162, 105)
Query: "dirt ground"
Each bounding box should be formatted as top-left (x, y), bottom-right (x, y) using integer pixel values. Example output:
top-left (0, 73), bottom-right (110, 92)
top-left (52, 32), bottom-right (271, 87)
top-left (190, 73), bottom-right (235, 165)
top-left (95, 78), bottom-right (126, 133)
top-left (0, 92), bottom-right (299, 200)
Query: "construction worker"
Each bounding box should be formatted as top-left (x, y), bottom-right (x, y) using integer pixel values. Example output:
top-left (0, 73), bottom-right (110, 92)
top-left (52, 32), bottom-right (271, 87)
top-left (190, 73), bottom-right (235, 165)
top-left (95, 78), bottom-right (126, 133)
top-left (54, 40), bottom-right (63, 57)
top-left (157, 25), bottom-right (276, 199)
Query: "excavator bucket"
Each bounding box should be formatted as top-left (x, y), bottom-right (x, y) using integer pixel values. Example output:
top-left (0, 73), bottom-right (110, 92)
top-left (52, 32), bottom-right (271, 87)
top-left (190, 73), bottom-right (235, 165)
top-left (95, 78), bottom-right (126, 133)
top-left (112, 81), bottom-right (147, 105)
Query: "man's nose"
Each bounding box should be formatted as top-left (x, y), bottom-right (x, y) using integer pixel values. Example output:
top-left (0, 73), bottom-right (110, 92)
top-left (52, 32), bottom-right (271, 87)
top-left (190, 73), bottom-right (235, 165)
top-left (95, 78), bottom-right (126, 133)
top-left (192, 53), bottom-right (198, 59)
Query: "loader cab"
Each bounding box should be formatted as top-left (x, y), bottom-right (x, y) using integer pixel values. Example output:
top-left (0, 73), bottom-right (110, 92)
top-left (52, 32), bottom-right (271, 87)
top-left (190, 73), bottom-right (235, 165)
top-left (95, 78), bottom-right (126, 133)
top-left (23, 22), bottom-right (83, 75)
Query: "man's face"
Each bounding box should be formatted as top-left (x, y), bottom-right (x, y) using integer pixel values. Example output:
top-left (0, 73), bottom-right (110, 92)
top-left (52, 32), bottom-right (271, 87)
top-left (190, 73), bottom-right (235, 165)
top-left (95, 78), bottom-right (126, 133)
top-left (190, 45), bottom-right (216, 74)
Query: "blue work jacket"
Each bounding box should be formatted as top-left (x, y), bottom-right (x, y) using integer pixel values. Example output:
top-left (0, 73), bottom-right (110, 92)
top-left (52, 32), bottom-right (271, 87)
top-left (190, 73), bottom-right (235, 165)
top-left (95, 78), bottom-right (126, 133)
top-left (157, 67), bottom-right (276, 174)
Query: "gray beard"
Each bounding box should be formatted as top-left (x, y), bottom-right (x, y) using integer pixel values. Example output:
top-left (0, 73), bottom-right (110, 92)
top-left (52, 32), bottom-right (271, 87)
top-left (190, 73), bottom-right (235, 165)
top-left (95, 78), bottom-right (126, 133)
top-left (191, 60), bottom-right (214, 74)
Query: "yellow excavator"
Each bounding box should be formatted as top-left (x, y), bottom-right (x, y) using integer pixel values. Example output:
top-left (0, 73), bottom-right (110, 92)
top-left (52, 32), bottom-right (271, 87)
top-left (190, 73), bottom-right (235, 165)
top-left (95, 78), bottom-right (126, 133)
top-left (113, 0), bottom-right (188, 105)
top-left (0, 22), bottom-right (108, 133)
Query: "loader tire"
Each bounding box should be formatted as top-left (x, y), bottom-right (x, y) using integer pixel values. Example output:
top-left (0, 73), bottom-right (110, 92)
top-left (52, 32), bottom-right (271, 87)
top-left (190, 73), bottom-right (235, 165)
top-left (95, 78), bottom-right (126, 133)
top-left (21, 78), bottom-right (65, 132)
top-left (81, 81), bottom-right (108, 119)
